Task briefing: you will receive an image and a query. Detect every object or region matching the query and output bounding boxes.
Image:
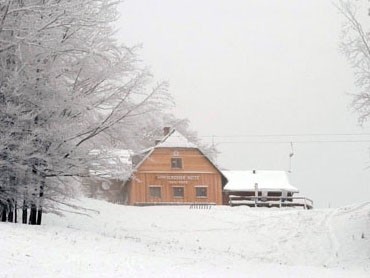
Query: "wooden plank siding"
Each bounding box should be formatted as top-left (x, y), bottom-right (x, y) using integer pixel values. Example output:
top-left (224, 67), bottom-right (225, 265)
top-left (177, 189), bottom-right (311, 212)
top-left (127, 148), bottom-right (225, 205)
top-left (138, 148), bottom-right (218, 173)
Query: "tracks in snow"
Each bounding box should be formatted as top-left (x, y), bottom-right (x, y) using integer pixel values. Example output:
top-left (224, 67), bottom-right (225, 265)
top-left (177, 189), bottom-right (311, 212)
top-left (323, 202), bottom-right (370, 267)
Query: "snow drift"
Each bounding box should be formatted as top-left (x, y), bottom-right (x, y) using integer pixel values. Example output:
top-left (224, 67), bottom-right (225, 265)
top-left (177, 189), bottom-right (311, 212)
top-left (1, 199), bottom-right (369, 277)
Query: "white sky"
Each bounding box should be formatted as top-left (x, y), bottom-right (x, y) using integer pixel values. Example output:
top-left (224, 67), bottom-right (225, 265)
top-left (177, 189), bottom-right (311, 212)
top-left (116, 0), bottom-right (370, 208)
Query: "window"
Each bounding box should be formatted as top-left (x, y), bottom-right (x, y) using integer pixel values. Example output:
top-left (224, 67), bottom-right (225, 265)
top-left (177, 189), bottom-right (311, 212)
top-left (195, 187), bottom-right (207, 198)
top-left (173, 187), bottom-right (184, 198)
top-left (171, 157), bottom-right (183, 169)
top-left (149, 186), bottom-right (161, 198)
top-left (268, 192), bottom-right (282, 197)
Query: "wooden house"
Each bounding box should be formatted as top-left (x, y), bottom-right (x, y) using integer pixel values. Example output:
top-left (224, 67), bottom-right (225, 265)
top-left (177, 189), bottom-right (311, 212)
top-left (124, 128), bottom-right (228, 205)
top-left (223, 170), bottom-right (313, 209)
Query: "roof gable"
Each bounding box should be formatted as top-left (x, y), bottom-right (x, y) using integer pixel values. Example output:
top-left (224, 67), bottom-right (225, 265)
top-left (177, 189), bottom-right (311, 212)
top-left (132, 129), bottom-right (197, 171)
top-left (131, 129), bottom-right (227, 186)
top-left (156, 130), bottom-right (197, 148)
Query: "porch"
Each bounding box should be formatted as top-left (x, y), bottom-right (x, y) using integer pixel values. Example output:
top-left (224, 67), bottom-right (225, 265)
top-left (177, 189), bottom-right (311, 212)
top-left (228, 195), bottom-right (314, 209)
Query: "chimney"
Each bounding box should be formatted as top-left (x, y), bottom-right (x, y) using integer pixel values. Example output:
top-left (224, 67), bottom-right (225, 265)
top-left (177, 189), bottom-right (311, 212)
top-left (253, 170), bottom-right (256, 174)
top-left (163, 127), bottom-right (171, 136)
top-left (155, 139), bottom-right (161, 145)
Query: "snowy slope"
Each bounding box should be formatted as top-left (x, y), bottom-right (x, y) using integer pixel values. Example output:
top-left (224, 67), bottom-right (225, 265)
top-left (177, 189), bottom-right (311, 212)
top-left (1, 199), bottom-right (369, 277)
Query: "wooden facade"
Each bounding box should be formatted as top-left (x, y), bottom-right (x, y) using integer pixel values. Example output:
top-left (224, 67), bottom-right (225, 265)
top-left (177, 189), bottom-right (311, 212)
top-left (126, 133), bottom-right (227, 205)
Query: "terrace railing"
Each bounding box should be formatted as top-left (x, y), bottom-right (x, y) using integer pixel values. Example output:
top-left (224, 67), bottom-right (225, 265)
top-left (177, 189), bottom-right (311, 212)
top-left (228, 195), bottom-right (313, 209)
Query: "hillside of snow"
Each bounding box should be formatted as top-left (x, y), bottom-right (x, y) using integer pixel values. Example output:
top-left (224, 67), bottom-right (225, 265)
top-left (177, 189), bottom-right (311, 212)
top-left (1, 198), bottom-right (369, 277)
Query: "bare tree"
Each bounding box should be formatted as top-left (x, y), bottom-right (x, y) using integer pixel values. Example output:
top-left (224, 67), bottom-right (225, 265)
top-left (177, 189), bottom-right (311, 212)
top-left (336, 0), bottom-right (370, 123)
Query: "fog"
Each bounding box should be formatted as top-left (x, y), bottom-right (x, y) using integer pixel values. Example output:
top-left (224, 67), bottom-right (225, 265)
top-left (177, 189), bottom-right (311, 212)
top-left (117, 0), bottom-right (370, 208)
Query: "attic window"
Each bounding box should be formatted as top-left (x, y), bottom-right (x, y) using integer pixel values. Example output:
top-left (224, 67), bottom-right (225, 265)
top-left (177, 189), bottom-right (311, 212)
top-left (171, 157), bottom-right (182, 169)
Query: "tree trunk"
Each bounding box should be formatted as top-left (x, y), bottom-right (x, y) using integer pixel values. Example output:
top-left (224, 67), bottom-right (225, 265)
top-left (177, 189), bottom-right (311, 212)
top-left (7, 211), bottom-right (13, 222)
top-left (7, 199), bottom-right (13, 222)
top-left (7, 210), bottom-right (13, 222)
top-left (1, 204), bottom-right (7, 222)
top-left (14, 201), bottom-right (17, 223)
top-left (29, 203), bottom-right (37, 225)
top-left (22, 200), bottom-right (27, 224)
top-left (36, 208), bottom-right (42, 225)
top-left (36, 181), bottom-right (44, 225)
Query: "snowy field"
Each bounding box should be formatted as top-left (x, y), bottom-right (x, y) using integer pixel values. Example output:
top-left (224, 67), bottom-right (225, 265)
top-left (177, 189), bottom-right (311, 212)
top-left (1, 198), bottom-right (369, 278)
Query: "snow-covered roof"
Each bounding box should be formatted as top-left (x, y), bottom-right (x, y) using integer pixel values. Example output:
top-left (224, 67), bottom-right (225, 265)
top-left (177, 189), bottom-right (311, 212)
top-left (156, 130), bottom-right (197, 148)
top-left (131, 129), bottom-right (227, 186)
top-left (89, 149), bottom-right (133, 180)
top-left (223, 170), bottom-right (299, 193)
top-left (132, 130), bottom-right (197, 158)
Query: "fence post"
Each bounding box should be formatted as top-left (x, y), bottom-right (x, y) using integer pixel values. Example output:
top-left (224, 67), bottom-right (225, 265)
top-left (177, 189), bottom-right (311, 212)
top-left (254, 183), bottom-right (258, 207)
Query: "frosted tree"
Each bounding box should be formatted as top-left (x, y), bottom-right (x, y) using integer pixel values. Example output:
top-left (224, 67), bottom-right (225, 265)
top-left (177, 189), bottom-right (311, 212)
top-left (336, 0), bottom-right (370, 123)
top-left (0, 0), bottom-right (169, 224)
top-left (99, 110), bottom-right (219, 162)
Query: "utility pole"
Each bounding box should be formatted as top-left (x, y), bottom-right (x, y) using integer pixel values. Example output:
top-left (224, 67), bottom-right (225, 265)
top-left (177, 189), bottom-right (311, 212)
top-left (288, 142), bottom-right (294, 173)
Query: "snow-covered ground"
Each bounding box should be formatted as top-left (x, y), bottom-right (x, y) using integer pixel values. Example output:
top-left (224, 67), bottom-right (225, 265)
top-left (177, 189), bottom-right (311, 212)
top-left (1, 199), bottom-right (369, 277)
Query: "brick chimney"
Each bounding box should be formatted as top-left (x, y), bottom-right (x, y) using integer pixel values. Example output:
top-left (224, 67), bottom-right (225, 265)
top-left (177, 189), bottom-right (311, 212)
top-left (163, 127), bottom-right (171, 136)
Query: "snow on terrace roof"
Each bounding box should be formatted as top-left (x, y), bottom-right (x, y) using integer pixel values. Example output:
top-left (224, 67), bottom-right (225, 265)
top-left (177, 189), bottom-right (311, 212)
top-left (156, 130), bottom-right (197, 148)
top-left (223, 170), bottom-right (299, 193)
